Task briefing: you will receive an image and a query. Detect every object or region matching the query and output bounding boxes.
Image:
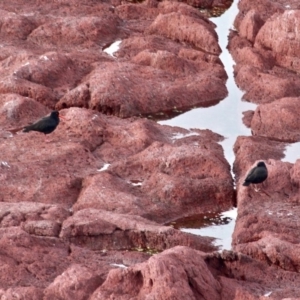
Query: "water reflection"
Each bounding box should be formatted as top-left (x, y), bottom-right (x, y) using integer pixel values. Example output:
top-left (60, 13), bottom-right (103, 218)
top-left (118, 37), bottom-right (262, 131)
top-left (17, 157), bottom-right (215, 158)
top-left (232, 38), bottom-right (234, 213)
top-left (169, 208), bottom-right (237, 250)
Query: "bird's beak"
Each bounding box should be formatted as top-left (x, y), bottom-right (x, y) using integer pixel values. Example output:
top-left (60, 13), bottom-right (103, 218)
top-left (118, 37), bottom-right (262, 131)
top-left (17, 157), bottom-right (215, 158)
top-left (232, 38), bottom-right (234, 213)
top-left (59, 115), bottom-right (67, 121)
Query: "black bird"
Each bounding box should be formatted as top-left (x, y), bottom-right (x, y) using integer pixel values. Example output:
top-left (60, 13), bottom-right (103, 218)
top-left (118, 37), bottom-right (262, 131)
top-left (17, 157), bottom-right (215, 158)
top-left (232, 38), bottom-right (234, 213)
top-left (7, 110), bottom-right (65, 142)
top-left (23, 111), bottom-right (61, 135)
top-left (242, 161), bottom-right (268, 192)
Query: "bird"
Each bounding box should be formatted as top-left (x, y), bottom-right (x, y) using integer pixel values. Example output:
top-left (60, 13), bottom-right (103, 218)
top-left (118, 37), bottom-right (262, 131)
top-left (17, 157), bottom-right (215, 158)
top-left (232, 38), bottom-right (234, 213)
top-left (23, 111), bottom-right (61, 135)
top-left (242, 161), bottom-right (268, 192)
top-left (8, 110), bottom-right (65, 141)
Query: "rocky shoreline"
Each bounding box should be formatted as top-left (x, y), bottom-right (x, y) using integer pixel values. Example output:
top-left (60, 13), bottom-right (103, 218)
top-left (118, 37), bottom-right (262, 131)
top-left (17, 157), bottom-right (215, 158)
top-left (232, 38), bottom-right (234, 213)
top-left (0, 0), bottom-right (300, 299)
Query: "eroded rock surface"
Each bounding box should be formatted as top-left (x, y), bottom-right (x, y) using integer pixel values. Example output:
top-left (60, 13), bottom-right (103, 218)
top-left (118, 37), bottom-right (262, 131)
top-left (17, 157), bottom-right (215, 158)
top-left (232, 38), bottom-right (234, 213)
top-left (229, 1), bottom-right (300, 104)
top-left (0, 96), bottom-right (233, 297)
top-left (0, 0), bottom-right (228, 117)
top-left (231, 2), bottom-right (300, 297)
top-left (0, 0), bottom-right (300, 298)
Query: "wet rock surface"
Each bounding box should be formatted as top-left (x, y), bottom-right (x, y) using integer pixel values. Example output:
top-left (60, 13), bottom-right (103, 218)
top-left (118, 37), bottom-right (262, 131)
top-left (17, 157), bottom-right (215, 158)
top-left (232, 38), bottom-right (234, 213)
top-left (0, 0), bottom-right (299, 299)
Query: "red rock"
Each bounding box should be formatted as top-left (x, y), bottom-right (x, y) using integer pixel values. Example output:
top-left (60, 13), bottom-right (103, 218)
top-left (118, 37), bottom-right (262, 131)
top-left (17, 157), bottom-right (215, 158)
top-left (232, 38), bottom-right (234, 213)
top-left (0, 138), bottom-right (96, 206)
top-left (0, 9), bottom-right (36, 40)
top-left (234, 64), bottom-right (300, 104)
top-left (158, 1), bottom-right (212, 17)
top-left (75, 129), bottom-right (234, 223)
top-left (233, 159), bottom-right (300, 272)
top-left (230, 5), bottom-right (300, 105)
top-left (147, 12), bottom-right (221, 55)
top-left (178, 47), bottom-right (223, 65)
top-left (234, 0), bottom-right (284, 30)
top-left (44, 264), bottom-right (103, 300)
top-left (233, 135), bottom-right (286, 182)
top-left (0, 107), bottom-right (104, 206)
top-left (2, 0), bottom-right (300, 297)
top-left (55, 107), bottom-right (105, 150)
top-left (91, 246), bottom-right (221, 300)
top-left (242, 110), bottom-right (254, 128)
top-left (92, 247), bottom-right (300, 299)
top-left (0, 226), bottom-right (150, 298)
top-left (132, 49), bottom-right (227, 78)
top-left (251, 97), bottom-right (300, 142)
top-left (231, 46), bottom-right (275, 70)
top-left (0, 287), bottom-right (43, 300)
top-left (255, 10), bottom-right (300, 72)
top-left (0, 93), bottom-right (50, 128)
top-left (239, 9), bottom-right (264, 43)
top-left (22, 220), bottom-right (61, 237)
top-left (0, 1), bottom-right (226, 118)
top-left (206, 250), bottom-right (300, 299)
top-left (233, 135), bottom-right (300, 274)
top-left (0, 202), bottom-right (69, 228)
top-left (28, 14), bottom-right (123, 49)
top-left (178, 0), bottom-right (213, 9)
top-left (61, 209), bottom-right (217, 252)
top-left (115, 3), bottom-right (159, 20)
top-left (116, 35), bottom-right (183, 59)
top-left (56, 61), bottom-right (228, 117)
top-left (0, 227), bottom-right (69, 289)
top-left (0, 50), bottom-right (109, 108)
top-left (0, 76), bottom-right (57, 108)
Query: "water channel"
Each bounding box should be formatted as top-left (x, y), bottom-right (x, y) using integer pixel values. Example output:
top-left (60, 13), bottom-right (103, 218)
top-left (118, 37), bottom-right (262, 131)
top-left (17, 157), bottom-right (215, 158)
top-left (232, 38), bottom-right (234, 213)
top-left (160, 0), bottom-right (300, 250)
top-left (104, 0), bottom-right (300, 250)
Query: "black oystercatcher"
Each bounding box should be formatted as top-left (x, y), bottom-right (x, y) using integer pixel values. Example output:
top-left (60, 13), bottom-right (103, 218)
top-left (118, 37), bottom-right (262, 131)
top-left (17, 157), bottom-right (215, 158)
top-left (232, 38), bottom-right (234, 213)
top-left (23, 111), bottom-right (61, 135)
top-left (8, 110), bottom-right (65, 141)
top-left (242, 161), bottom-right (268, 192)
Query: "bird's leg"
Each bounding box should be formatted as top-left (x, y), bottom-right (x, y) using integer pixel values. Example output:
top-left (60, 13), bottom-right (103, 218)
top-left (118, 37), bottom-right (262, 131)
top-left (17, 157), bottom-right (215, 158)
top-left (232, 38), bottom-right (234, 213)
top-left (254, 184), bottom-right (260, 192)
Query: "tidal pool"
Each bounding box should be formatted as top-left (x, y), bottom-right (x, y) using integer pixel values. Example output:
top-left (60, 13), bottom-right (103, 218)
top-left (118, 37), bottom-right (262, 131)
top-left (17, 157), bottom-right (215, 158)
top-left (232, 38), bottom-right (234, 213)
top-left (169, 208), bottom-right (237, 250)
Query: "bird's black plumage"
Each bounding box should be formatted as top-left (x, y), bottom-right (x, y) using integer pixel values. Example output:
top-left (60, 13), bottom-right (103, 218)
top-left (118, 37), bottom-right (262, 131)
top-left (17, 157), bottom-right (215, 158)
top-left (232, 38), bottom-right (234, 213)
top-left (23, 111), bottom-right (60, 135)
top-left (243, 161), bottom-right (268, 186)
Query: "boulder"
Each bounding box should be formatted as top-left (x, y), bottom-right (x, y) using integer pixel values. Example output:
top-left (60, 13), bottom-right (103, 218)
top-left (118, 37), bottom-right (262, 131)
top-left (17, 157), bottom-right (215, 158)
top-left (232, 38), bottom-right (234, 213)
top-left (91, 246), bottom-right (221, 300)
top-left (56, 61), bottom-right (228, 118)
top-left (251, 97), bottom-right (300, 142)
top-left (255, 10), bottom-right (300, 72)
